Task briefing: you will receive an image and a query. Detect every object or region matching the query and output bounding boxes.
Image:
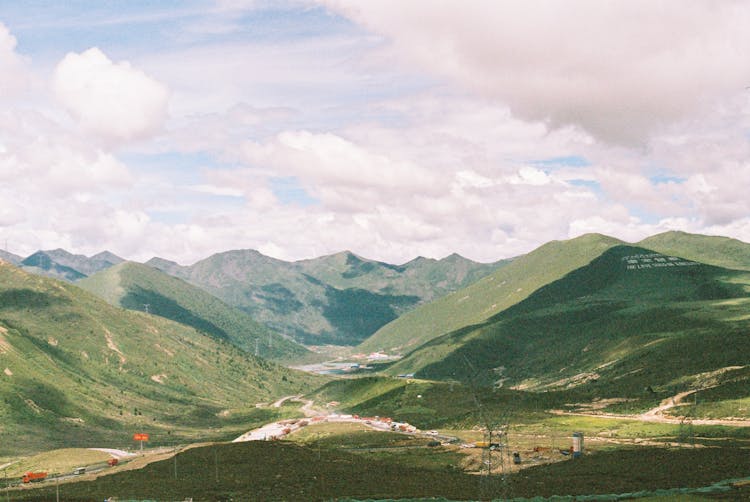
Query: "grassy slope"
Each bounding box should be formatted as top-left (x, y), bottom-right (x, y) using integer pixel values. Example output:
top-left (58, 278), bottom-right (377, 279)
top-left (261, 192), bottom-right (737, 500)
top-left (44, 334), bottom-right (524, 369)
top-left (0, 261), bottom-right (324, 455)
top-left (78, 262), bottom-right (307, 361)
top-left (392, 246), bottom-right (750, 402)
top-left (639, 230), bottom-right (750, 270)
top-left (20, 439), bottom-right (750, 501)
top-left (359, 233), bottom-right (623, 355)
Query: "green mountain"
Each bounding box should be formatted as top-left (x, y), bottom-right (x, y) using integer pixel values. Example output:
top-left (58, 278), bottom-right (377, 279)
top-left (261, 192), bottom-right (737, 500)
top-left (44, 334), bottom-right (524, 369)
top-left (639, 230), bottom-right (750, 270)
top-left (148, 249), bottom-right (505, 346)
top-left (388, 245), bottom-right (750, 399)
top-left (0, 261), bottom-right (322, 454)
top-left (21, 251), bottom-right (87, 282)
top-left (78, 262), bottom-right (308, 361)
top-left (358, 233), bottom-right (622, 355)
top-left (295, 251), bottom-right (504, 300)
top-left (19, 249), bottom-right (124, 282)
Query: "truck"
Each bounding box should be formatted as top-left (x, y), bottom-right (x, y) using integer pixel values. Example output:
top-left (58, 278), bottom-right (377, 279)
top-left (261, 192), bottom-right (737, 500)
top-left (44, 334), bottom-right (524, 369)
top-left (107, 458), bottom-right (119, 467)
top-left (22, 472), bottom-right (47, 483)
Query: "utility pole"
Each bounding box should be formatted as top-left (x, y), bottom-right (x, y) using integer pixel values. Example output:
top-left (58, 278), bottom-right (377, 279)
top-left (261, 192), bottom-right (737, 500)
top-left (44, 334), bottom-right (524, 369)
top-left (215, 449), bottom-right (219, 483)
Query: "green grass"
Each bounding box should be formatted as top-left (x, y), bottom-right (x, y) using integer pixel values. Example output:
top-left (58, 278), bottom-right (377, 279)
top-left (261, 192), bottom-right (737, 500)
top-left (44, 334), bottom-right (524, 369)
top-left (291, 422), bottom-right (430, 449)
top-left (19, 441), bottom-right (492, 501)
top-left (2, 448), bottom-right (112, 477)
top-left (289, 422), bottom-right (468, 473)
top-left (383, 246), bottom-right (750, 409)
top-left (312, 377), bottom-right (579, 429)
top-left (79, 262), bottom-right (308, 361)
top-left (360, 233), bottom-right (623, 356)
top-left (639, 230), bottom-right (750, 271)
top-left (15, 440), bottom-right (750, 501)
top-left (0, 262), bottom-right (326, 455)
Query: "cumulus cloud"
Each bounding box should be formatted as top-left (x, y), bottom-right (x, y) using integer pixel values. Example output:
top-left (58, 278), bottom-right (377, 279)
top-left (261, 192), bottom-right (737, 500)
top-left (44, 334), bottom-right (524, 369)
top-left (323, 0), bottom-right (750, 145)
top-left (0, 23), bottom-right (29, 96)
top-left (241, 130), bottom-right (443, 199)
top-left (201, 100), bottom-right (618, 262)
top-left (53, 47), bottom-right (169, 143)
top-left (0, 111), bottom-right (133, 194)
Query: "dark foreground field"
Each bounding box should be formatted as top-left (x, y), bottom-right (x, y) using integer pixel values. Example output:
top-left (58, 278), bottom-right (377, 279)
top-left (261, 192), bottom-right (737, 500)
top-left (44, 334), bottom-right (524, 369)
top-left (14, 441), bottom-right (750, 501)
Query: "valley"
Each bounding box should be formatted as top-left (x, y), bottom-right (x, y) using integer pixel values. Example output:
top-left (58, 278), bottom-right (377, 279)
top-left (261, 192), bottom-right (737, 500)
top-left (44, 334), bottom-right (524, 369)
top-left (1, 231), bottom-right (749, 501)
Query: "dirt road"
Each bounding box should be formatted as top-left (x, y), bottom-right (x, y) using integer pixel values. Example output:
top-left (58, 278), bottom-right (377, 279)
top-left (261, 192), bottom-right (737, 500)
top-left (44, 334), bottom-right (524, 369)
top-left (552, 389), bottom-right (750, 427)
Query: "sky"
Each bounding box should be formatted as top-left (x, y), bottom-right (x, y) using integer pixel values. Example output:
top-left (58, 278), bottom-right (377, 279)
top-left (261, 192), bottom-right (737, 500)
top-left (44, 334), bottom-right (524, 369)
top-left (1, 0), bottom-right (750, 265)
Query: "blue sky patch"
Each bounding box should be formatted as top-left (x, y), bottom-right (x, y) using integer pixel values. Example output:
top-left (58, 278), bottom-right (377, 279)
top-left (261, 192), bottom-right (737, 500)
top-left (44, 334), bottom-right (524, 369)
top-left (270, 177), bottom-right (318, 207)
top-left (650, 174), bottom-right (686, 185)
top-left (568, 178), bottom-right (602, 196)
top-left (532, 155), bottom-right (591, 168)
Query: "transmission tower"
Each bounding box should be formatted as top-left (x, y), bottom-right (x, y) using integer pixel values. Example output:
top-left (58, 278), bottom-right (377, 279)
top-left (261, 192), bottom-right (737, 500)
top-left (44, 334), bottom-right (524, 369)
top-left (463, 356), bottom-right (514, 501)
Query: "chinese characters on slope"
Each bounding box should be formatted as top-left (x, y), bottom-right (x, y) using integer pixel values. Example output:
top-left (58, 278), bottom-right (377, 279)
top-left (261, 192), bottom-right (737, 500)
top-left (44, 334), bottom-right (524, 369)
top-left (621, 253), bottom-right (700, 271)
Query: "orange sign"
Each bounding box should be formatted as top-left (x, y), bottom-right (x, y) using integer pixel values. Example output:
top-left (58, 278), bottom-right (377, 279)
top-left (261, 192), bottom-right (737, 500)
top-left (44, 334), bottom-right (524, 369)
top-left (133, 433), bottom-right (150, 441)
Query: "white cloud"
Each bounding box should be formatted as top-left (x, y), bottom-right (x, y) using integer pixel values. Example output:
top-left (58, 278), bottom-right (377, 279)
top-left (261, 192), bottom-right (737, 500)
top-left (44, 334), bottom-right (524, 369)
top-left (3, 2), bottom-right (750, 266)
top-left (0, 23), bottom-right (29, 97)
top-left (0, 111), bottom-right (133, 194)
top-left (505, 167), bottom-right (552, 186)
top-left (53, 47), bottom-right (169, 143)
top-left (242, 130), bottom-right (442, 196)
top-left (187, 184), bottom-right (245, 197)
top-left (323, 0), bottom-right (750, 145)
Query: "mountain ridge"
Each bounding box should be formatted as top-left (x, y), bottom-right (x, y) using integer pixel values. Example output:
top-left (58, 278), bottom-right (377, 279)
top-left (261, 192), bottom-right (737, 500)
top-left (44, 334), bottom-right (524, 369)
top-left (385, 244), bottom-right (750, 402)
top-left (79, 261), bottom-right (308, 361)
top-left (358, 232), bottom-right (623, 355)
top-left (148, 248), bottom-right (507, 346)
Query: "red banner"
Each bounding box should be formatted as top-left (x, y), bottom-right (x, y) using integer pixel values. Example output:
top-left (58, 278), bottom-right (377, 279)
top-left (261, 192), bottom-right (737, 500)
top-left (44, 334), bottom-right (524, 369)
top-left (133, 433), bottom-right (150, 441)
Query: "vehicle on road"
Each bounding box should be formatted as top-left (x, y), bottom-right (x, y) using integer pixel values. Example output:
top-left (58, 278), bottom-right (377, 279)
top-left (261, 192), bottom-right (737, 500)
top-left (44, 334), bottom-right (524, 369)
top-left (22, 472), bottom-right (47, 483)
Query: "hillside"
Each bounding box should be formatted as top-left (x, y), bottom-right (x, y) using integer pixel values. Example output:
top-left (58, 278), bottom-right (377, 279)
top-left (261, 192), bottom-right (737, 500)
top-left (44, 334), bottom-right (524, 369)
top-left (148, 249), bottom-right (505, 346)
top-left (639, 230), bottom-right (750, 270)
top-left (78, 262), bottom-right (307, 361)
top-left (389, 245), bottom-right (750, 401)
top-left (358, 233), bottom-right (622, 355)
top-left (0, 261), bottom-right (322, 455)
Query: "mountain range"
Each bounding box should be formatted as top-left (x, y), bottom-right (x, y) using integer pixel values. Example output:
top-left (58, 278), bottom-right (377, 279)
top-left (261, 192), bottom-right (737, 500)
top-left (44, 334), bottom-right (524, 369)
top-left (144, 250), bottom-right (507, 345)
top-left (6, 247), bottom-right (506, 347)
top-left (2, 230), bottom-right (749, 457)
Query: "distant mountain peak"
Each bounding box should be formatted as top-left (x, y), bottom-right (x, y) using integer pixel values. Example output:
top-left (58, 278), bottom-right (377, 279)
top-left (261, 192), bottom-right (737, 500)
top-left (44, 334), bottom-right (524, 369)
top-left (91, 250), bottom-right (124, 262)
top-left (0, 249), bottom-right (22, 265)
